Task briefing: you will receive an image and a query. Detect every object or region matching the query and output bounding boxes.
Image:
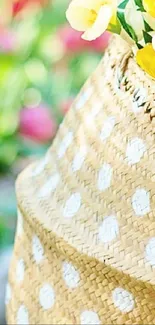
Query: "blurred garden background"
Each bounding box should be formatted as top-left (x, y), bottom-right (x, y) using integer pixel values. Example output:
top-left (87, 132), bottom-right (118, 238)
top-left (0, 0), bottom-right (110, 321)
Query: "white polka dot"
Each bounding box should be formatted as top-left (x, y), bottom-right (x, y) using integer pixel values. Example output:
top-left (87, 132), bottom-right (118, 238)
top-left (58, 132), bottom-right (73, 159)
top-left (39, 283), bottom-right (55, 310)
top-left (132, 188), bottom-right (150, 216)
top-left (62, 262), bottom-right (80, 288)
top-left (63, 193), bottom-right (81, 218)
top-left (32, 235), bottom-right (44, 264)
top-left (112, 288), bottom-right (135, 313)
top-left (16, 259), bottom-right (25, 283)
top-left (5, 283), bottom-right (11, 305)
top-left (17, 209), bottom-right (23, 236)
top-left (72, 148), bottom-right (87, 172)
top-left (100, 116), bottom-right (115, 141)
top-left (32, 153), bottom-right (49, 176)
top-left (84, 104), bottom-right (101, 128)
top-left (91, 101), bottom-right (102, 117)
top-left (84, 113), bottom-right (95, 128)
top-left (39, 173), bottom-right (60, 198)
top-left (97, 163), bottom-right (112, 191)
top-left (17, 305), bottom-right (29, 325)
top-left (126, 137), bottom-right (146, 165)
top-left (76, 87), bottom-right (93, 110)
top-left (98, 215), bottom-right (119, 244)
top-left (80, 311), bottom-right (100, 325)
top-left (145, 237), bottom-right (155, 267)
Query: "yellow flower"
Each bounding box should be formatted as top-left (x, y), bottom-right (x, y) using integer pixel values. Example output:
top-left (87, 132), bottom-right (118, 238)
top-left (66, 0), bottom-right (117, 41)
top-left (143, 0), bottom-right (155, 18)
top-left (136, 43), bottom-right (155, 79)
top-left (152, 35), bottom-right (155, 50)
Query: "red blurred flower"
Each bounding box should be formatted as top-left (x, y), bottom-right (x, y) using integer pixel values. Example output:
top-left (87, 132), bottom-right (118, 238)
top-left (0, 0), bottom-right (48, 26)
top-left (13, 0), bottom-right (48, 16)
top-left (58, 25), bottom-right (111, 53)
top-left (19, 105), bottom-right (57, 143)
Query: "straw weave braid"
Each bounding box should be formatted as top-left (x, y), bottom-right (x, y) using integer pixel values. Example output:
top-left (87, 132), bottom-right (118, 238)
top-left (6, 35), bottom-right (155, 325)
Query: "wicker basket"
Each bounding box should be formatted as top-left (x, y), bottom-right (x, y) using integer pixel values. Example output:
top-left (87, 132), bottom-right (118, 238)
top-left (6, 35), bottom-right (155, 325)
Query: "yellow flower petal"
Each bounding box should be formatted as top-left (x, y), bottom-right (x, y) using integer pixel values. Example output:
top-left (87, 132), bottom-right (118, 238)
top-left (152, 35), bottom-right (155, 51)
top-left (82, 5), bottom-right (113, 40)
top-left (66, 0), bottom-right (117, 41)
top-left (136, 44), bottom-right (155, 79)
top-left (67, 0), bottom-right (102, 11)
top-left (74, 0), bottom-right (104, 11)
top-left (143, 0), bottom-right (155, 18)
top-left (66, 4), bottom-right (92, 31)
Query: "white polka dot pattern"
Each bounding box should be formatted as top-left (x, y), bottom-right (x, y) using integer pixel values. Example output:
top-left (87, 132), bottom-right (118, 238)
top-left (91, 101), bottom-right (102, 117)
top-left (145, 237), bottom-right (155, 267)
top-left (5, 283), bottom-right (11, 305)
top-left (72, 148), bottom-right (87, 172)
top-left (63, 193), bottom-right (81, 218)
top-left (62, 262), bottom-right (80, 288)
top-left (58, 132), bottom-right (73, 159)
top-left (112, 288), bottom-right (135, 313)
top-left (132, 188), bottom-right (150, 216)
top-left (76, 87), bottom-right (93, 110)
top-left (16, 259), bottom-right (25, 283)
top-left (39, 283), bottom-right (55, 310)
top-left (32, 235), bottom-right (44, 264)
top-left (100, 116), bottom-right (115, 141)
top-left (32, 154), bottom-right (49, 176)
top-left (39, 173), bottom-right (60, 198)
top-left (97, 163), bottom-right (112, 191)
top-left (8, 52), bottom-right (155, 325)
top-left (98, 215), bottom-right (119, 244)
top-left (84, 113), bottom-right (95, 128)
top-left (80, 311), bottom-right (100, 325)
top-left (17, 305), bottom-right (29, 325)
top-left (126, 138), bottom-right (146, 165)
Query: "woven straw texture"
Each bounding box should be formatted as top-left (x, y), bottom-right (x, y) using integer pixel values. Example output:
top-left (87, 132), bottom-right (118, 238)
top-left (6, 35), bottom-right (155, 324)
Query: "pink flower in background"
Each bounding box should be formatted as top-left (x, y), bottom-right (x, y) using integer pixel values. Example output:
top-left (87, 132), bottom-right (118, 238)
top-left (90, 31), bottom-right (111, 52)
top-left (19, 105), bottom-right (57, 143)
top-left (58, 25), bottom-right (88, 53)
top-left (0, 28), bottom-right (15, 52)
top-left (58, 25), bottom-right (111, 53)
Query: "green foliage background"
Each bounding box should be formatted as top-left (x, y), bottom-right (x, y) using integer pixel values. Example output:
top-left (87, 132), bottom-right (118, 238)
top-left (0, 0), bottom-right (102, 248)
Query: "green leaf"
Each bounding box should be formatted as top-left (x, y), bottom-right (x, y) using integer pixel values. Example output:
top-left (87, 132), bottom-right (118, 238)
top-left (127, 24), bottom-right (138, 43)
top-left (134, 0), bottom-right (145, 11)
top-left (118, 0), bottom-right (130, 10)
top-left (143, 30), bottom-right (152, 43)
top-left (117, 1), bottom-right (138, 43)
top-left (137, 43), bottom-right (143, 49)
top-left (108, 19), bottom-right (121, 34)
top-left (144, 20), bottom-right (153, 32)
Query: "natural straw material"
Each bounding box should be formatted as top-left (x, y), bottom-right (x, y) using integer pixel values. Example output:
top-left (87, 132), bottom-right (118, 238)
top-left (6, 35), bottom-right (155, 324)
